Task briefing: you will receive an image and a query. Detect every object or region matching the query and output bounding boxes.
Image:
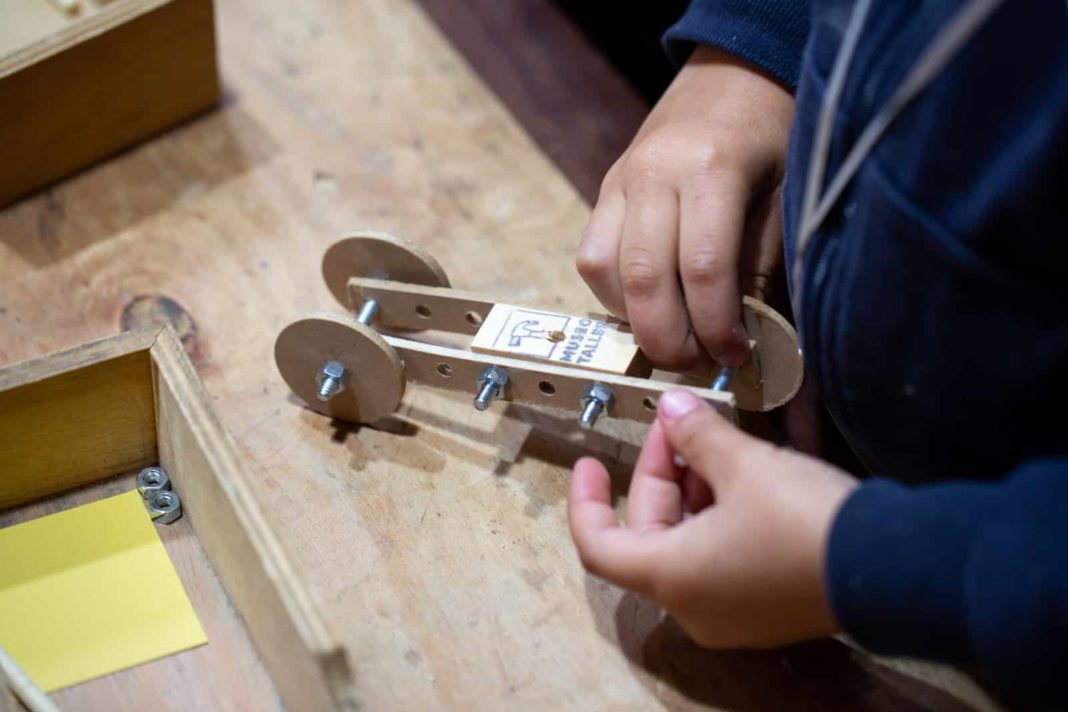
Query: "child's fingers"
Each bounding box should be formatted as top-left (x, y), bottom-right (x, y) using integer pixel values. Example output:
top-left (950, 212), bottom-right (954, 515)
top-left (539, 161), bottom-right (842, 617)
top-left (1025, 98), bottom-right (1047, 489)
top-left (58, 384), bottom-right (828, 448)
top-left (568, 456), bottom-right (665, 595)
top-left (625, 419), bottom-right (685, 530)
top-left (657, 389), bottom-right (762, 492)
top-left (679, 176), bottom-right (752, 367)
top-left (618, 187), bottom-right (703, 368)
top-left (681, 468), bottom-right (715, 514)
top-left (576, 191), bottom-right (628, 320)
top-left (739, 184), bottom-right (784, 302)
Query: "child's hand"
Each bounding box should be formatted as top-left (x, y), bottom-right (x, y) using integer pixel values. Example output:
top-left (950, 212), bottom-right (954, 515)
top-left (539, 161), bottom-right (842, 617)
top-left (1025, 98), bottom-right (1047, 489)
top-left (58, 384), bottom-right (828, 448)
top-left (568, 389), bottom-right (857, 648)
top-left (576, 46), bottom-right (794, 369)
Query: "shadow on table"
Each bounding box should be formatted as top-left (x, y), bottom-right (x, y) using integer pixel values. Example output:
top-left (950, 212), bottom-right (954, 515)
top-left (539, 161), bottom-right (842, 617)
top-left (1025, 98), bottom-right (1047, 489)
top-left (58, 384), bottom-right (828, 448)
top-left (0, 95), bottom-right (277, 267)
top-left (364, 391), bottom-right (642, 503)
top-left (584, 580), bottom-right (985, 711)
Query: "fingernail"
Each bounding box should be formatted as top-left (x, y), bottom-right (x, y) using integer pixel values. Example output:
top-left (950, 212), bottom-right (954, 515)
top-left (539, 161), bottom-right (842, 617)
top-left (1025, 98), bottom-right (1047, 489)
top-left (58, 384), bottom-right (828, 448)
top-left (658, 389), bottom-right (701, 421)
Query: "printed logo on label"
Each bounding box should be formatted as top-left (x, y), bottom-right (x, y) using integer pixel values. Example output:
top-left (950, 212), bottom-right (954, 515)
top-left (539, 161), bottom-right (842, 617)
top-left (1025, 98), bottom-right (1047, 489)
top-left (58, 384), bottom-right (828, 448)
top-left (471, 303), bottom-right (638, 375)
top-left (491, 309), bottom-right (571, 359)
top-left (557, 317), bottom-right (609, 366)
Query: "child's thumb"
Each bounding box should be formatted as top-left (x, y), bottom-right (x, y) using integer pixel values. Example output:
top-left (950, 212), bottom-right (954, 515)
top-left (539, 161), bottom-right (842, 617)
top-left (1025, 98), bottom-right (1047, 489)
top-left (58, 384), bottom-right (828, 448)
top-left (656, 388), bottom-right (746, 490)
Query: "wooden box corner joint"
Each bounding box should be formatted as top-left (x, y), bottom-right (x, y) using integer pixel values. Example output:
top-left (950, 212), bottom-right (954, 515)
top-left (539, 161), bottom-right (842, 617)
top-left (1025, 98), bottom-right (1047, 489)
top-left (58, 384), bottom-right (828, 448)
top-left (0, 327), bottom-right (357, 710)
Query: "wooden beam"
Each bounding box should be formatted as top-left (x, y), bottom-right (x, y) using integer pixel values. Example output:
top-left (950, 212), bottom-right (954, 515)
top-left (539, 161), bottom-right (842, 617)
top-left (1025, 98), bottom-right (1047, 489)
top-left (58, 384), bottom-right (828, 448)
top-left (151, 328), bottom-right (357, 710)
top-left (386, 334), bottom-right (735, 423)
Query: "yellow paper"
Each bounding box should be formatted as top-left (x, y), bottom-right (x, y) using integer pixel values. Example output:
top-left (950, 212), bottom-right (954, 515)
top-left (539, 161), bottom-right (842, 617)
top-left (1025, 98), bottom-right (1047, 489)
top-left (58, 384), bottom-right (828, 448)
top-left (0, 490), bottom-right (207, 691)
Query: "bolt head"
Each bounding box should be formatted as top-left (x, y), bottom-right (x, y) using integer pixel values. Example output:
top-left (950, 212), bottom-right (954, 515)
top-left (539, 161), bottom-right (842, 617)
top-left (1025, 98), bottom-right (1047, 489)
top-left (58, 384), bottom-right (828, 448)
top-left (478, 366), bottom-right (509, 389)
top-left (317, 360), bottom-right (346, 382)
top-left (316, 360), bottom-right (348, 394)
top-left (582, 382), bottom-right (613, 406)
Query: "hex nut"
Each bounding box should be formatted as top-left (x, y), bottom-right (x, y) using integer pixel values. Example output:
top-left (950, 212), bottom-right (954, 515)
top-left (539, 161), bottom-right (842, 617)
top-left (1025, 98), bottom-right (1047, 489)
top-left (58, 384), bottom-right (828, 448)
top-left (136, 467), bottom-right (171, 498)
top-left (148, 490), bottom-right (182, 525)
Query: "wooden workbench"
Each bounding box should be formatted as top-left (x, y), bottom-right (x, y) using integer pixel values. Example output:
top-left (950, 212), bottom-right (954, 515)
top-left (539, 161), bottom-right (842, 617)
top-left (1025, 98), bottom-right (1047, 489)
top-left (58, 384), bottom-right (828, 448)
top-left (0, 0), bottom-right (995, 709)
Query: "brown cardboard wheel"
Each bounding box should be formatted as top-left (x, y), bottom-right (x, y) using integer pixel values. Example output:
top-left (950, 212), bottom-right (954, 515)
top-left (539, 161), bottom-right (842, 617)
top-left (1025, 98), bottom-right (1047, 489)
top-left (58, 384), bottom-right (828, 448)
top-left (275, 312), bottom-right (405, 424)
top-left (322, 231), bottom-right (451, 308)
top-left (732, 296), bottom-right (804, 412)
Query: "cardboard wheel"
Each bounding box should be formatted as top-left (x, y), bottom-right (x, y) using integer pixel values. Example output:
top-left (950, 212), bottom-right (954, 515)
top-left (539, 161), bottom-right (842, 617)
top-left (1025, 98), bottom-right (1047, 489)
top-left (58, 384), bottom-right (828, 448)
top-left (275, 313), bottom-right (405, 424)
top-left (733, 296), bottom-right (804, 412)
top-left (322, 231), bottom-right (451, 308)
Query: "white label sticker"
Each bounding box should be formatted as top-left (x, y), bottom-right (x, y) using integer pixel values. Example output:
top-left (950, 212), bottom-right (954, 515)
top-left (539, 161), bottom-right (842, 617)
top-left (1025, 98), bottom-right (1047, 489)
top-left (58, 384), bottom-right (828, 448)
top-left (470, 304), bottom-right (640, 375)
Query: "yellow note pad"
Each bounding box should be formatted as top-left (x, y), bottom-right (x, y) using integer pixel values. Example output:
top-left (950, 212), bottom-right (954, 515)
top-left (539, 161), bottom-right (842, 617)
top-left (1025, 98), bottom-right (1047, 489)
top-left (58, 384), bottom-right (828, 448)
top-left (0, 490), bottom-right (207, 691)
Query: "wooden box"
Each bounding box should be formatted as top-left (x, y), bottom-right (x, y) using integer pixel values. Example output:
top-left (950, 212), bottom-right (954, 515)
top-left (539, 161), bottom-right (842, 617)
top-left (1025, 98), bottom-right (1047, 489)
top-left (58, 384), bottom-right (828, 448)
top-left (0, 328), bottom-right (356, 710)
top-left (0, 0), bottom-right (220, 207)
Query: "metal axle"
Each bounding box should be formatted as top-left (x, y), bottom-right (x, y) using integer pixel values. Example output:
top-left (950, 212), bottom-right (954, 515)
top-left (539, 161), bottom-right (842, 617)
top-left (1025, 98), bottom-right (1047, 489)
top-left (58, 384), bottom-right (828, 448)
top-left (356, 298), bottom-right (379, 326)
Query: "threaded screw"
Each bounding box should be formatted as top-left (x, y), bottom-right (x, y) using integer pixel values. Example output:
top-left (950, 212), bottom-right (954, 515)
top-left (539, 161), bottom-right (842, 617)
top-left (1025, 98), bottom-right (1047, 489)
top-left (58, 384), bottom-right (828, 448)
top-left (473, 366), bottom-right (508, 411)
top-left (578, 383), bottom-right (613, 430)
top-left (316, 361), bottom-right (347, 402)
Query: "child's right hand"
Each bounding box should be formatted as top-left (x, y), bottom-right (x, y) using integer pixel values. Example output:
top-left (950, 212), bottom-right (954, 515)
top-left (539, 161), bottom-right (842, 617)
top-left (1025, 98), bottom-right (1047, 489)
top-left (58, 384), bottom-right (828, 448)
top-left (576, 46), bottom-right (794, 369)
top-left (567, 388), bottom-right (857, 648)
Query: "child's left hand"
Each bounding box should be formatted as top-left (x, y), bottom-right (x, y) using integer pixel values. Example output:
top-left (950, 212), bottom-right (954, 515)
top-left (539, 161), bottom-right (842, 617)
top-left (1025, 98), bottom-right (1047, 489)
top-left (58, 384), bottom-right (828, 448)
top-left (568, 388), bottom-right (858, 648)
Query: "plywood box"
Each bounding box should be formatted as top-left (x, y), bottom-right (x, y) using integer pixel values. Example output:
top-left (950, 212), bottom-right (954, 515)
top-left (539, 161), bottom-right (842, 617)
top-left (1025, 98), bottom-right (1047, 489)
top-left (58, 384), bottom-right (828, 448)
top-left (0, 328), bottom-right (357, 710)
top-left (0, 0), bottom-right (220, 207)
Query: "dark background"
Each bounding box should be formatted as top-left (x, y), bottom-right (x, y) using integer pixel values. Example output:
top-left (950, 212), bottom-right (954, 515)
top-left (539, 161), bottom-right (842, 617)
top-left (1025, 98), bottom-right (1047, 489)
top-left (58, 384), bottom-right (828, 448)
top-left (554, 2), bottom-right (690, 103)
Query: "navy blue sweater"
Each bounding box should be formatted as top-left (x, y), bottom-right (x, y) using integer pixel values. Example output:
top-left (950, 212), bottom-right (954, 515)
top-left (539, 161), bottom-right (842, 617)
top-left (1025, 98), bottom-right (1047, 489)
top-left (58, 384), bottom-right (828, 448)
top-left (666, 1), bottom-right (1068, 708)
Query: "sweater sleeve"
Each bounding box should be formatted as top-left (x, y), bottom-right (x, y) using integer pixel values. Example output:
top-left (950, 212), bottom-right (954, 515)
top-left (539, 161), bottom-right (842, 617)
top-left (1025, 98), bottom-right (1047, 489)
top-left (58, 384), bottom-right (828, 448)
top-left (827, 458), bottom-right (1068, 710)
top-left (662, 0), bottom-right (809, 91)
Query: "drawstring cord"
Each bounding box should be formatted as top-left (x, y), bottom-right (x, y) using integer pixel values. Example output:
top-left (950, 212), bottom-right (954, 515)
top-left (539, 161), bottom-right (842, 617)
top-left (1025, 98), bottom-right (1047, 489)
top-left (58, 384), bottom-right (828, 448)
top-left (792, 0), bottom-right (1007, 319)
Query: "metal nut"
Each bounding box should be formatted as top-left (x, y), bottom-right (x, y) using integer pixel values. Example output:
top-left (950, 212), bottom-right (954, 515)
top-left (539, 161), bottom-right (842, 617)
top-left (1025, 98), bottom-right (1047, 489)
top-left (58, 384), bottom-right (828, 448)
top-left (136, 466), bottom-right (171, 498)
top-left (148, 490), bottom-right (182, 525)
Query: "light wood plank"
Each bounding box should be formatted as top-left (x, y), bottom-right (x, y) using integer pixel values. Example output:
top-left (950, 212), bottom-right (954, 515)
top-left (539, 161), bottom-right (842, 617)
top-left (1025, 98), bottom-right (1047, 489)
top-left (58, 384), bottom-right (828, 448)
top-left (152, 327), bottom-right (357, 710)
top-left (387, 334), bottom-right (735, 423)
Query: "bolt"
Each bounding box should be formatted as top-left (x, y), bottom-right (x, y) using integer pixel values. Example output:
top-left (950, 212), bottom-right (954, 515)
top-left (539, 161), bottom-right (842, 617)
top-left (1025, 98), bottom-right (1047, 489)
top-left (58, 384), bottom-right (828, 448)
top-left (356, 298), bottom-right (378, 326)
top-left (136, 466), bottom-right (171, 498)
top-left (578, 383), bottom-right (613, 430)
top-left (473, 366), bottom-right (509, 411)
top-left (148, 490), bottom-right (182, 525)
top-left (316, 361), bottom-right (347, 401)
top-left (711, 366), bottom-right (736, 392)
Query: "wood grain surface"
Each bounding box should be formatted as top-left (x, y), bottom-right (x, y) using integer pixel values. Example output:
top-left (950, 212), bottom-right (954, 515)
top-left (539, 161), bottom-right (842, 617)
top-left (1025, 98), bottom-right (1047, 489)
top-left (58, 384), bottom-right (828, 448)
top-left (0, 0), bottom-right (996, 709)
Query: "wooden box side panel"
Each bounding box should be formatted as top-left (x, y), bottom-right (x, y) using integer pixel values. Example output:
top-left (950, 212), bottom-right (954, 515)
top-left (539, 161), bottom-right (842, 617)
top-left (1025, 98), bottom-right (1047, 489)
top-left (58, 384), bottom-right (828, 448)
top-left (0, 0), bottom-right (220, 207)
top-left (150, 330), bottom-right (356, 711)
top-left (0, 330), bottom-right (158, 510)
